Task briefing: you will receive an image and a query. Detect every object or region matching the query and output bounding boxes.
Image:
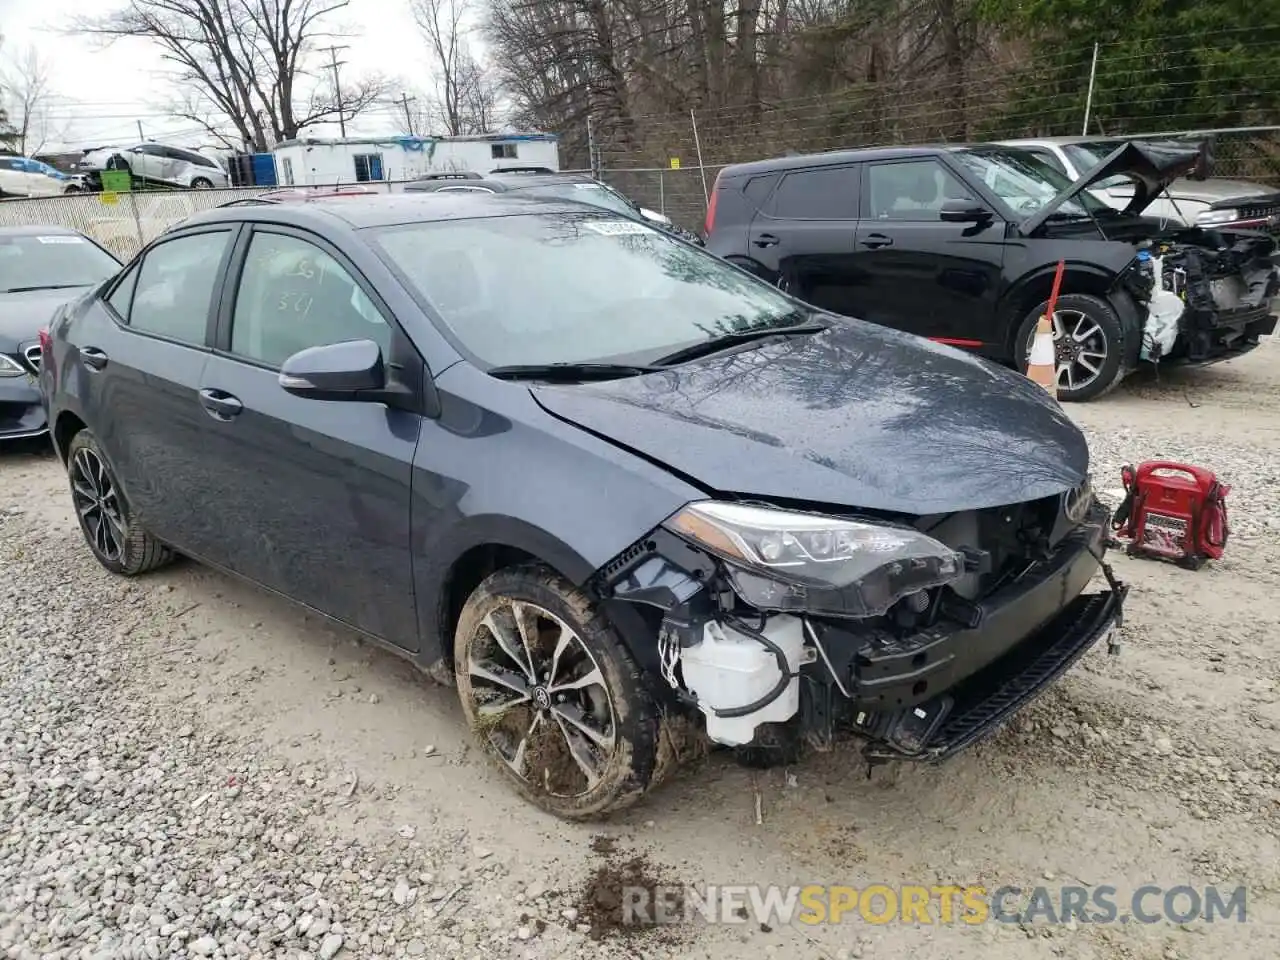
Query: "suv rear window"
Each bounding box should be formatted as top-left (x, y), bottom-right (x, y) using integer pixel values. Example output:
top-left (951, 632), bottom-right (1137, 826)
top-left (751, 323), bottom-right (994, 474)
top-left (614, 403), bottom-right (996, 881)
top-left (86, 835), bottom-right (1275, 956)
top-left (767, 166), bottom-right (858, 220)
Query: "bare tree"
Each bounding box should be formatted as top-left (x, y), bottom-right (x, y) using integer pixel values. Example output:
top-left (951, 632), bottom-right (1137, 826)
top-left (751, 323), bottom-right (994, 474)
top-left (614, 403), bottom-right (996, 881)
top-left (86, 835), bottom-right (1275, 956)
top-left (412, 0), bottom-right (498, 135)
top-left (0, 42), bottom-right (65, 155)
top-left (72, 0), bottom-right (389, 151)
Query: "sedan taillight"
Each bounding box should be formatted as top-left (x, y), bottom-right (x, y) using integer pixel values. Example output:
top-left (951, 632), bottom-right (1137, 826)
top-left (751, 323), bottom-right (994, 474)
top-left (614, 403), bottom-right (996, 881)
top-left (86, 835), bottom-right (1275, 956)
top-left (38, 328), bottom-right (52, 356)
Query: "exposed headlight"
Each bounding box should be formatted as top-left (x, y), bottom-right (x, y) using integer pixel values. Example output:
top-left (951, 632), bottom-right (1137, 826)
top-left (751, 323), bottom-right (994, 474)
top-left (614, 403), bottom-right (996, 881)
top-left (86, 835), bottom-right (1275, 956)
top-left (0, 354), bottom-right (27, 377)
top-left (1195, 208), bottom-right (1240, 226)
top-left (664, 501), bottom-right (965, 618)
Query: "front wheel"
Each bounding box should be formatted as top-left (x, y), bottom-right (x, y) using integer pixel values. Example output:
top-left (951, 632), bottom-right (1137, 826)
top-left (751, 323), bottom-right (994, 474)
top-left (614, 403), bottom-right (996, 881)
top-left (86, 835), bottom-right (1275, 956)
top-left (65, 430), bottom-right (173, 576)
top-left (454, 564), bottom-right (660, 820)
top-left (189, 177), bottom-right (214, 189)
top-left (1015, 293), bottom-right (1128, 403)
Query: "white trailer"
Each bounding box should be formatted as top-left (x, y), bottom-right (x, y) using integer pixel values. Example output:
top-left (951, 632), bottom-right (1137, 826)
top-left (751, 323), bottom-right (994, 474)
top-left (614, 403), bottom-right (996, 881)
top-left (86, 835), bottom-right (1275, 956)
top-left (272, 133), bottom-right (561, 186)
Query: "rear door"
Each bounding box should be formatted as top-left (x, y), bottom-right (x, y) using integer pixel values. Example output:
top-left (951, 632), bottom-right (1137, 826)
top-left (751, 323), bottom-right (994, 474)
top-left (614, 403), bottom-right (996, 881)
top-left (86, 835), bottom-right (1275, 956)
top-left (0, 157), bottom-right (31, 196)
top-left (195, 225), bottom-right (421, 645)
top-left (747, 165), bottom-right (862, 316)
top-left (852, 157), bottom-right (1007, 348)
top-left (74, 226), bottom-right (238, 546)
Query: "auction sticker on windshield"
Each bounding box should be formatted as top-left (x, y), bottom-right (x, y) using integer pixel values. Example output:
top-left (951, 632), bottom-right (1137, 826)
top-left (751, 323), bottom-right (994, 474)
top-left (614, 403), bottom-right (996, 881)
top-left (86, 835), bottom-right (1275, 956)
top-left (584, 220), bottom-right (653, 236)
top-left (37, 236), bottom-right (86, 244)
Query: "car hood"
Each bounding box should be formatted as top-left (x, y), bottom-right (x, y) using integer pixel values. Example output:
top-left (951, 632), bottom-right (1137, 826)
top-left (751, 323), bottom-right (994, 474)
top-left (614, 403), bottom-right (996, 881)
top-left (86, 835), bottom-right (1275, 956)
top-left (529, 320), bottom-right (1089, 516)
top-left (1023, 139), bottom-right (1208, 235)
top-left (0, 286), bottom-right (92, 346)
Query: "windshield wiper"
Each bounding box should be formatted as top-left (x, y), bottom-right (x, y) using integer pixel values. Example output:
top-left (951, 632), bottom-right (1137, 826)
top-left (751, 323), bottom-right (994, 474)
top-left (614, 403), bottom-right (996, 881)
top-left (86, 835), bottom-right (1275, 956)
top-left (1, 283), bottom-right (88, 294)
top-left (650, 320), bottom-right (829, 367)
top-left (486, 361), bottom-right (663, 382)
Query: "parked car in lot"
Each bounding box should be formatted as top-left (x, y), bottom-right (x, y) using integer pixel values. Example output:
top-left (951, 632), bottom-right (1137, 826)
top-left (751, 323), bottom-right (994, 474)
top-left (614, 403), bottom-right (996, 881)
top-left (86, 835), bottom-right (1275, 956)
top-left (996, 136), bottom-right (1280, 230)
top-left (0, 226), bottom-right (121, 440)
top-left (0, 156), bottom-right (88, 198)
top-left (404, 170), bottom-right (704, 244)
top-left (704, 140), bottom-right (1279, 401)
top-left (42, 194), bottom-right (1125, 818)
top-left (77, 142), bottom-right (229, 191)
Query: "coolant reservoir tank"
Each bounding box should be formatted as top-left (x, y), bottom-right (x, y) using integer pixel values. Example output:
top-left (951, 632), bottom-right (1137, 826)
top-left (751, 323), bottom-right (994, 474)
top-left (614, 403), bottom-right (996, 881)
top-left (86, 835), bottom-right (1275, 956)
top-left (680, 616), bottom-right (805, 746)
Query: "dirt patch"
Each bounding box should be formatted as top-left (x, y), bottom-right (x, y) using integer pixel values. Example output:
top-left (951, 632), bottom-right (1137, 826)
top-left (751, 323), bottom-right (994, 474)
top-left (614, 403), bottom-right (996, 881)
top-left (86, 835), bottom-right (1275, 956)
top-left (590, 834), bottom-right (618, 856)
top-left (575, 843), bottom-right (689, 946)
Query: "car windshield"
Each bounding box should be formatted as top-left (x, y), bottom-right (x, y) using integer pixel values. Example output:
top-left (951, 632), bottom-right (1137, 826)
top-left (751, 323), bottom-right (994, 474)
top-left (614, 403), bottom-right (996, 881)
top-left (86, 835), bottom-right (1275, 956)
top-left (371, 211), bottom-right (808, 367)
top-left (508, 182), bottom-right (638, 217)
top-left (0, 234), bottom-right (120, 293)
top-left (952, 148), bottom-right (1115, 219)
top-left (1061, 141), bottom-right (1133, 189)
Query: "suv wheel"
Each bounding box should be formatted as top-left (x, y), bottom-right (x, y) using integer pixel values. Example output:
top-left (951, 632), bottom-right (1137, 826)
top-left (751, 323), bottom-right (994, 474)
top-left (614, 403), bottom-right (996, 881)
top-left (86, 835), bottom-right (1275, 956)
top-left (65, 431), bottom-right (173, 575)
top-left (454, 564), bottom-right (660, 820)
top-left (1016, 293), bottom-right (1126, 402)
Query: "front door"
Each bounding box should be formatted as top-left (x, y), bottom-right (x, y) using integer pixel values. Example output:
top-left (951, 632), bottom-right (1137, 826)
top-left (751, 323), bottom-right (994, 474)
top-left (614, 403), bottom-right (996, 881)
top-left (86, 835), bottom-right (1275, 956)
top-left (747, 164), bottom-right (863, 316)
top-left (852, 157), bottom-right (1007, 349)
top-left (77, 227), bottom-right (238, 546)
top-left (195, 226), bottom-right (420, 646)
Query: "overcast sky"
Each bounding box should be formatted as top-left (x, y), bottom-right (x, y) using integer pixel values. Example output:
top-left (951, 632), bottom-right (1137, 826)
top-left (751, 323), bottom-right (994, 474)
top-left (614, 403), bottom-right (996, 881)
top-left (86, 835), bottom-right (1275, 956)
top-left (2, 0), bottom-right (450, 151)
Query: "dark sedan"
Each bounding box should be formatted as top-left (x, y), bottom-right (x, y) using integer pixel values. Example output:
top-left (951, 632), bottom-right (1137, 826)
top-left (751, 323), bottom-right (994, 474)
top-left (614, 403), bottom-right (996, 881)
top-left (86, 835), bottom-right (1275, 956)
top-left (41, 194), bottom-right (1126, 819)
top-left (0, 226), bottom-right (121, 441)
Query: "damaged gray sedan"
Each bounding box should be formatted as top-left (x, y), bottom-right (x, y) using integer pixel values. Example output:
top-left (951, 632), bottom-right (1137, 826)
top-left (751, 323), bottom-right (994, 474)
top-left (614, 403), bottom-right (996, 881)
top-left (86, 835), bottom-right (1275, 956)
top-left (43, 194), bottom-right (1127, 820)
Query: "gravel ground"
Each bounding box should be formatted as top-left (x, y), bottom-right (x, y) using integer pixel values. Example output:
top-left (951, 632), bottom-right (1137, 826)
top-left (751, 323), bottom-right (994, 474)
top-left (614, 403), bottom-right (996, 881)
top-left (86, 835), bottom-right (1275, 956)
top-left (2, 340), bottom-right (1279, 960)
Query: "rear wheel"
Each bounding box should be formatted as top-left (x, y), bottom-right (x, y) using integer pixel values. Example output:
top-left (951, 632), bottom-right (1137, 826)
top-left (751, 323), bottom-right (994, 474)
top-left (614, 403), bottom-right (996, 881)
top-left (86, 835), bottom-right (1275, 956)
top-left (454, 564), bottom-right (660, 820)
top-left (1015, 293), bottom-right (1127, 403)
top-left (190, 177), bottom-right (214, 189)
top-left (65, 431), bottom-right (173, 576)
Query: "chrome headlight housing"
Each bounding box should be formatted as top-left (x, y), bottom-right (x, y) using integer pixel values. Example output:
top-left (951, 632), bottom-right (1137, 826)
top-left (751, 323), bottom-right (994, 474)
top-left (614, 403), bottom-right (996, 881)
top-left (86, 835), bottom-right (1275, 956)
top-left (664, 501), bottom-right (965, 619)
top-left (0, 353), bottom-right (27, 378)
top-left (1195, 208), bottom-right (1240, 227)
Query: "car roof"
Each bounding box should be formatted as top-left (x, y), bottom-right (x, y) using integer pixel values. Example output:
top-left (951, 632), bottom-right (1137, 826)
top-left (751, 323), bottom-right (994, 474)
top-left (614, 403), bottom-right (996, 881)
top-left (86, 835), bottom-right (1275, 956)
top-left (406, 172), bottom-right (602, 194)
top-left (997, 136), bottom-right (1124, 146)
top-left (0, 224), bottom-right (86, 238)
top-left (719, 145), bottom-right (958, 177)
top-left (179, 192), bottom-right (607, 231)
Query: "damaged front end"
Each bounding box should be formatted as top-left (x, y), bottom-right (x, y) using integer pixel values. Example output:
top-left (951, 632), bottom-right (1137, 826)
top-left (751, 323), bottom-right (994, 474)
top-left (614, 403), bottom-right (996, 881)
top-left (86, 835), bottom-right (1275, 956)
top-left (1120, 228), bottom-right (1280, 365)
top-left (593, 488), bottom-right (1127, 766)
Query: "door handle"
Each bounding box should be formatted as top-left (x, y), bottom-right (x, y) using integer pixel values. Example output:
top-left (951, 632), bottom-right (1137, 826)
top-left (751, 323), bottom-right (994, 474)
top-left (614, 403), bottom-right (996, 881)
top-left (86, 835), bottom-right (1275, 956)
top-left (80, 347), bottom-right (108, 371)
top-left (199, 387), bottom-right (243, 420)
top-left (753, 233), bottom-right (780, 248)
top-left (860, 234), bottom-right (893, 249)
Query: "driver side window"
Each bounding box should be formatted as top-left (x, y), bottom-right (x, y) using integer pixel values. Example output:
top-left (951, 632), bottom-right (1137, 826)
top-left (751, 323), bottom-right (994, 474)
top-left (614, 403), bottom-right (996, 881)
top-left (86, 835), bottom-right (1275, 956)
top-left (867, 160), bottom-right (974, 221)
top-left (229, 232), bottom-right (391, 368)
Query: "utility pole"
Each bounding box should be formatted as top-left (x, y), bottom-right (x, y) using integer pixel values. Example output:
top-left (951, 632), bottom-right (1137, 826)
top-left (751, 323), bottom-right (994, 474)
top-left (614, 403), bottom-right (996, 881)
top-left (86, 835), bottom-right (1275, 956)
top-left (397, 93), bottom-right (417, 136)
top-left (323, 45), bottom-right (350, 138)
top-left (136, 120), bottom-right (145, 141)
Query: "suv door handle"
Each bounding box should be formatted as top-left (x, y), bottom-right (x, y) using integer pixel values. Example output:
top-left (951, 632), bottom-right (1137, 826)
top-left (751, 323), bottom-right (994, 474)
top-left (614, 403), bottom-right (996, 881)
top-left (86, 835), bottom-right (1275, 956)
top-left (199, 388), bottom-right (243, 420)
top-left (860, 234), bottom-right (893, 249)
top-left (753, 233), bottom-right (780, 248)
top-left (80, 347), bottom-right (108, 371)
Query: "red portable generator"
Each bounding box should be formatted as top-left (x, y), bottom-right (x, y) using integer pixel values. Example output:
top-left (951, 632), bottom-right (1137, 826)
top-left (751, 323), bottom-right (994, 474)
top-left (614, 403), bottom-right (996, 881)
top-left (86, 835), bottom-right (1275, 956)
top-left (1112, 461), bottom-right (1230, 570)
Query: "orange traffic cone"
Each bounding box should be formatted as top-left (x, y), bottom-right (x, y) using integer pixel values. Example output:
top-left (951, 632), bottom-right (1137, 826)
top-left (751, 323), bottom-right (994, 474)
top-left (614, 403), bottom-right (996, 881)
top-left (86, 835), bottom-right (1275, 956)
top-left (1027, 312), bottom-right (1058, 394)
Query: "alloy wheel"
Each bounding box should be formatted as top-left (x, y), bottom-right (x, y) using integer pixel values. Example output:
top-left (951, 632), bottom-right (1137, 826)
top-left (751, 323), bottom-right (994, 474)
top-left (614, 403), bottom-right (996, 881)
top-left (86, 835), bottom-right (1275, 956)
top-left (464, 599), bottom-right (617, 798)
top-left (1026, 308), bottom-right (1109, 392)
top-left (70, 448), bottom-right (126, 562)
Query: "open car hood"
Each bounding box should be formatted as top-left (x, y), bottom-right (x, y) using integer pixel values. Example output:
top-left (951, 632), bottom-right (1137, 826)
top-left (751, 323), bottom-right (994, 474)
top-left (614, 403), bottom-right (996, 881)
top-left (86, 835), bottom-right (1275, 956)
top-left (1022, 139), bottom-right (1208, 235)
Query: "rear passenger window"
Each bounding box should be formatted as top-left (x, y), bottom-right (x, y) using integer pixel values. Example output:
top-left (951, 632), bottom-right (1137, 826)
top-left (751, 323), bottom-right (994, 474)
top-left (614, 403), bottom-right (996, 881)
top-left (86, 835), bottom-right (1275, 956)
top-left (769, 167), bottom-right (858, 220)
top-left (127, 231), bottom-right (231, 344)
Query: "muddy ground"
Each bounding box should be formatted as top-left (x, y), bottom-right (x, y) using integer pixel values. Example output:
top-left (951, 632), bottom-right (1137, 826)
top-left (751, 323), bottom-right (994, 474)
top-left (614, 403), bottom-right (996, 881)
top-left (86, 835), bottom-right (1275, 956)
top-left (2, 341), bottom-right (1278, 960)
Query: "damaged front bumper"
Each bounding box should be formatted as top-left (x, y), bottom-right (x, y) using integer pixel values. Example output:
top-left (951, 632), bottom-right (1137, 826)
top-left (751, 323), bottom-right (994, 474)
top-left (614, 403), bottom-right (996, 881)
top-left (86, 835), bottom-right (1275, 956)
top-left (597, 496), bottom-right (1126, 765)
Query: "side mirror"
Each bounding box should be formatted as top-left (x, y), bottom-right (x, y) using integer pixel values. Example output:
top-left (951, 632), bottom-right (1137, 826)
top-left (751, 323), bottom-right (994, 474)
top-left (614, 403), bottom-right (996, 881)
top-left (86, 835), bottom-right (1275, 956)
top-left (278, 339), bottom-right (386, 401)
top-left (939, 198), bottom-right (993, 223)
top-left (638, 206), bottom-right (673, 226)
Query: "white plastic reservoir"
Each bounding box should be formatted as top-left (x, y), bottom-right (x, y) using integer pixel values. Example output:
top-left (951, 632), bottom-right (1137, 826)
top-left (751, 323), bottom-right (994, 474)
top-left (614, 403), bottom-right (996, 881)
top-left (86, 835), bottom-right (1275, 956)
top-left (680, 615), bottom-right (806, 746)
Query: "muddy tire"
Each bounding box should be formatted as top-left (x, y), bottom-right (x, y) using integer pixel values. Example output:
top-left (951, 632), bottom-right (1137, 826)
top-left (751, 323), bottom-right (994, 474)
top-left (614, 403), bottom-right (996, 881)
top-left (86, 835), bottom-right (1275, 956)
top-left (65, 430), bottom-right (173, 576)
top-left (454, 563), bottom-right (661, 820)
top-left (1015, 293), bottom-right (1128, 403)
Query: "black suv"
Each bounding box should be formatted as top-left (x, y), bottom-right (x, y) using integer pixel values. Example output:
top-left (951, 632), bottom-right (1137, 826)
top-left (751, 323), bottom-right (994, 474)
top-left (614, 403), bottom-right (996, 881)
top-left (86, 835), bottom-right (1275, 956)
top-left (704, 142), bottom-right (1279, 401)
